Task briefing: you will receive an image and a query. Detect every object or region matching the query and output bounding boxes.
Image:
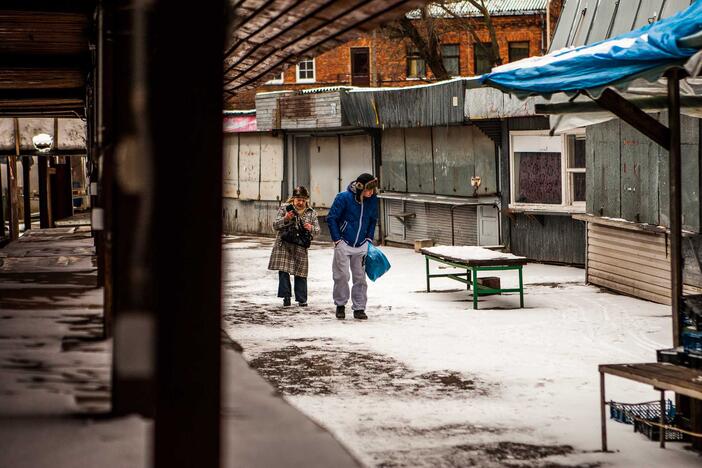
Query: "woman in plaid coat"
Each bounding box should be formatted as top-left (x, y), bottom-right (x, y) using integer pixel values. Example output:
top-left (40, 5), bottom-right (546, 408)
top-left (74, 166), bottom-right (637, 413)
top-left (268, 186), bottom-right (320, 306)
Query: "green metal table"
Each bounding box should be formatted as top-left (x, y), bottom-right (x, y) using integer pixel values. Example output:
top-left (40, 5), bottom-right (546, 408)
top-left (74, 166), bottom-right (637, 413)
top-left (421, 247), bottom-right (527, 310)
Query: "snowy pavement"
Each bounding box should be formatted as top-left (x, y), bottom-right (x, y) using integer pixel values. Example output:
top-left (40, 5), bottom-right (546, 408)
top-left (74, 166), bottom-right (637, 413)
top-left (223, 235), bottom-right (702, 467)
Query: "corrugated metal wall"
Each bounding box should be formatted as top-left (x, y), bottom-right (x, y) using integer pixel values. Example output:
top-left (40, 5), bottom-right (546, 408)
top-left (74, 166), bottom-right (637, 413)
top-left (510, 214), bottom-right (586, 264)
top-left (584, 220), bottom-right (702, 304)
top-left (383, 199), bottom-right (477, 246)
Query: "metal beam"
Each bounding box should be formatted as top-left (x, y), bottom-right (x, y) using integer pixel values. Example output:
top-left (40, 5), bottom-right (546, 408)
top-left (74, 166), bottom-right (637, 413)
top-left (536, 95), bottom-right (702, 115)
top-left (667, 69), bottom-right (682, 348)
top-left (594, 88), bottom-right (670, 151)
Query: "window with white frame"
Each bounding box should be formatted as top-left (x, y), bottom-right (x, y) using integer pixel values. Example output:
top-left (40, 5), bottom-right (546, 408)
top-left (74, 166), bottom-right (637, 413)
top-left (509, 130), bottom-right (586, 212)
top-left (266, 72), bottom-right (284, 84)
top-left (296, 59), bottom-right (315, 83)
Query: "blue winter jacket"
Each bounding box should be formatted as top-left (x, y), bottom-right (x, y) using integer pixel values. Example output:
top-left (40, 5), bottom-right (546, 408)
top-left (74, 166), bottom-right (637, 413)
top-left (327, 183), bottom-right (379, 247)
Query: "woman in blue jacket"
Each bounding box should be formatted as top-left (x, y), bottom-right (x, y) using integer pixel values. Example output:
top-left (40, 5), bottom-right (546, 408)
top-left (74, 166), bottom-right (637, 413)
top-left (326, 173), bottom-right (378, 320)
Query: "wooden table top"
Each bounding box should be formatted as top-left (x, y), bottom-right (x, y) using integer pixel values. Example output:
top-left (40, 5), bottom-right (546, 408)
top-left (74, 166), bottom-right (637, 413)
top-left (599, 362), bottom-right (702, 400)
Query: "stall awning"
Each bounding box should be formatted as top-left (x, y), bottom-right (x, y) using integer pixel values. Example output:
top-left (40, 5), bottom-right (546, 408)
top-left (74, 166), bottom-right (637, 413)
top-left (472, 1), bottom-right (702, 98)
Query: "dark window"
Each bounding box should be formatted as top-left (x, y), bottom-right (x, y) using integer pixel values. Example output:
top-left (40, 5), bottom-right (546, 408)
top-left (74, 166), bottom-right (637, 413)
top-left (406, 46), bottom-right (426, 78)
top-left (351, 48), bottom-right (370, 86)
top-left (442, 44), bottom-right (460, 76)
top-left (567, 135), bottom-right (586, 203)
top-left (508, 41), bottom-right (530, 63)
top-left (514, 151), bottom-right (562, 204)
top-left (473, 42), bottom-right (494, 75)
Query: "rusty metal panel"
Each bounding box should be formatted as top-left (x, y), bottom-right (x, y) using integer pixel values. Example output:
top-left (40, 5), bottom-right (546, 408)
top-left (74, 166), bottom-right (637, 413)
top-left (57, 119), bottom-right (86, 149)
top-left (472, 125), bottom-right (497, 195)
top-left (18, 118), bottom-right (54, 150)
top-left (279, 92), bottom-right (343, 129)
top-left (260, 134), bottom-right (284, 202)
top-left (432, 126), bottom-right (473, 197)
top-left (340, 134), bottom-right (373, 188)
top-left (238, 133), bottom-right (260, 200)
top-left (223, 134), bottom-right (239, 199)
top-left (309, 136), bottom-right (339, 208)
top-left (405, 127), bottom-right (433, 193)
top-left (380, 129), bottom-right (406, 192)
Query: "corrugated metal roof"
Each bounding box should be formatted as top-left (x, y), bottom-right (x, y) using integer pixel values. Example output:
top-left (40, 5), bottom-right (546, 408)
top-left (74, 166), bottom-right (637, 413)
top-left (407, 0), bottom-right (547, 18)
top-left (549, 0), bottom-right (693, 52)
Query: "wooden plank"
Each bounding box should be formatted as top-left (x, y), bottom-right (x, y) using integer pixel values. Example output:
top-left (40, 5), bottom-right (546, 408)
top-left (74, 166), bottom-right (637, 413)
top-left (574, 213), bottom-right (668, 235)
top-left (588, 274), bottom-right (669, 304)
top-left (588, 259), bottom-right (670, 288)
top-left (586, 119), bottom-right (621, 218)
top-left (588, 228), bottom-right (667, 251)
top-left (599, 364), bottom-right (702, 400)
top-left (588, 268), bottom-right (671, 298)
top-left (681, 115), bottom-right (700, 231)
top-left (588, 237), bottom-right (668, 261)
top-left (588, 222), bottom-right (667, 245)
top-left (587, 246), bottom-right (670, 274)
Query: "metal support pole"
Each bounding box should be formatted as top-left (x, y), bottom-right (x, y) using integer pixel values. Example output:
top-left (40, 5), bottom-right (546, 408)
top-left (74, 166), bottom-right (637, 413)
top-left (667, 69), bottom-right (682, 347)
top-left (22, 156), bottom-right (31, 231)
top-left (600, 372), bottom-right (607, 452)
top-left (38, 156), bottom-right (50, 228)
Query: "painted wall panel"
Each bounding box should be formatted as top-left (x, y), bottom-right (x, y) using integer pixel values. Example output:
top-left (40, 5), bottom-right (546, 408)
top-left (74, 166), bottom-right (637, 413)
top-left (472, 126), bottom-right (497, 195)
top-left (405, 127), bottom-right (434, 193)
top-left (309, 136), bottom-right (339, 208)
top-left (259, 134), bottom-right (284, 202)
top-left (238, 134), bottom-right (260, 200)
top-left (381, 129), bottom-right (406, 192)
top-left (223, 134), bottom-right (239, 198)
top-left (340, 134), bottom-right (373, 188)
top-left (620, 120), bottom-right (658, 224)
top-left (432, 126), bottom-right (473, 197)
top-left (587, 118), bottom-right (620, 218)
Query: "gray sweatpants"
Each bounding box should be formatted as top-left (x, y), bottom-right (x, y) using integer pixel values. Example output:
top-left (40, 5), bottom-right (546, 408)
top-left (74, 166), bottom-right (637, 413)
top-left (332, 241), bottom-right (368, 310)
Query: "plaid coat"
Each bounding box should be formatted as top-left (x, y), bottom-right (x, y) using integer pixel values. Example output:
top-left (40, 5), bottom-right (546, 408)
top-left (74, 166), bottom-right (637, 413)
top-left (268, 205), bottom-right (320, 277)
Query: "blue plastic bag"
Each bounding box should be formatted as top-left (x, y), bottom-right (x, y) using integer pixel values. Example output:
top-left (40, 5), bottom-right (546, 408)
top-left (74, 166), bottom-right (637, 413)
top-left (365, 243), bottom-right (391, 281)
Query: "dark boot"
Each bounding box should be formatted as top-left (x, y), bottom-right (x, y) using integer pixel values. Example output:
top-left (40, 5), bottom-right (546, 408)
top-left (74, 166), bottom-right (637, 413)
top-left (353, 310), bottom-right (368, 320)
top-left (283, 297), bottom-right (291, 307)
top-left (298, 302), bottom-right (308, 307)
top-left (335, 305), bottom-right (345, 319)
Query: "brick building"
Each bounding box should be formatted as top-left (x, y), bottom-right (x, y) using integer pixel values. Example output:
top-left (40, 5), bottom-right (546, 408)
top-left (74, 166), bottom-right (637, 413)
top-left (226, 0), bottom-right (564, 109)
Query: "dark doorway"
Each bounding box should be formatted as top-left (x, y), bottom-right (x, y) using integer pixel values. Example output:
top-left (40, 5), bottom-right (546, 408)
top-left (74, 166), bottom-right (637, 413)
top-left (351, 47), bottom-right (370, 86)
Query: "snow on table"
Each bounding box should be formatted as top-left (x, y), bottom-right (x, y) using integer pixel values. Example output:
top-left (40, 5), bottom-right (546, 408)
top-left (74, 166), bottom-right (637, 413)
top-left (422, 245), bottom-right (526, 263)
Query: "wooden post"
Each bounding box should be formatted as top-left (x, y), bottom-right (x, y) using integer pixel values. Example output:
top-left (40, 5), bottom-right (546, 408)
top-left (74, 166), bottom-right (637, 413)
top-left (667, 69), bottom-right (682, 348)
top-left (600, 371), bottom-right (607, 452)
top-left (22, 156), bottom-right (31, 231)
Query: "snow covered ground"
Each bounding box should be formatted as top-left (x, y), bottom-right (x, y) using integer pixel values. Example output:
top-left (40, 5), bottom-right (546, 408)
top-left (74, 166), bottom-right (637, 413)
top-left (223, 235), bottom-right (701, 467)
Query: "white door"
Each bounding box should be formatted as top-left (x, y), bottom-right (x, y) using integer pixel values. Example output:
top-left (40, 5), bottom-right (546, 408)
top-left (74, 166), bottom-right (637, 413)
top-left (478, 205), bottom-right (499, 246)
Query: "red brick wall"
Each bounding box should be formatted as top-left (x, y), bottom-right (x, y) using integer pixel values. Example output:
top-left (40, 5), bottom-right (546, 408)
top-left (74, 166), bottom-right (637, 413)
top-left (226, 13), bottom-right (556, 109)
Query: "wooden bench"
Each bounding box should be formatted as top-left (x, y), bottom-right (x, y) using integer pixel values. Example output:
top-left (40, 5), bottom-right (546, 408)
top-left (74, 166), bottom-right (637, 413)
top-left (420, 246), bottom-right (527, 310)
top-left (599, 363), bottom-right (702, 450)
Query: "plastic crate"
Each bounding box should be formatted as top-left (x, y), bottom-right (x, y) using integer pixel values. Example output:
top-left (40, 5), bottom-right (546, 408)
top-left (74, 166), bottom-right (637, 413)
top-left (633, 418), bottom-right (690, 442)
top-left (609, 400), bottom-right (675, 425)
top-left (682, 330), bottom-right (702, 354)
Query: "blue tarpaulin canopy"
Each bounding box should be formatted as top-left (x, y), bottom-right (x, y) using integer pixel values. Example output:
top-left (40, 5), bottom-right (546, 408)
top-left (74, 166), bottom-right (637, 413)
top-left (475, 0), bottom-right (702, 97)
